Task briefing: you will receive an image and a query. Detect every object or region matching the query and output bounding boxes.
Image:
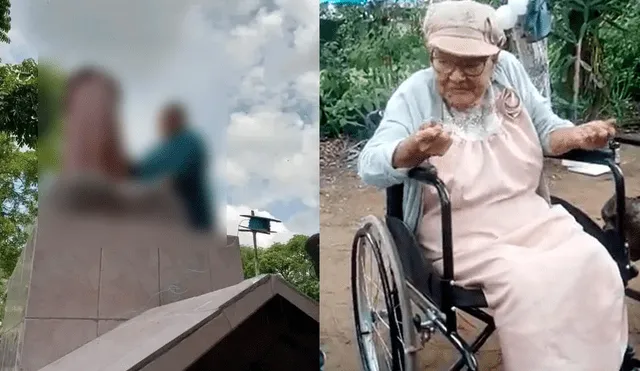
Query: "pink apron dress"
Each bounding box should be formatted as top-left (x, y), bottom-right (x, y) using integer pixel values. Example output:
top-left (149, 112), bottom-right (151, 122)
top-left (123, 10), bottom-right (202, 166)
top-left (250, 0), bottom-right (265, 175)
top-left (417, 87), bottom-right (628, 370)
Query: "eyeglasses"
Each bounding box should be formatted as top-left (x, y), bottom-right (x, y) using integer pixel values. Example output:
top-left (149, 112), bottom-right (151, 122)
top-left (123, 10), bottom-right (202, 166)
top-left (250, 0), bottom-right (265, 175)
top-left (430, 50), bottom-right (489, 77)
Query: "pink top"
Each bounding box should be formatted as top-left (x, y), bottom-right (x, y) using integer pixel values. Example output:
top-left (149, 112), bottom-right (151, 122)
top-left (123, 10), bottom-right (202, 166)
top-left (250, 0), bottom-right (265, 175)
top-left (416, 87), bottom-right (627, 370)
top-left (418, 88), bottom-right (549, 260)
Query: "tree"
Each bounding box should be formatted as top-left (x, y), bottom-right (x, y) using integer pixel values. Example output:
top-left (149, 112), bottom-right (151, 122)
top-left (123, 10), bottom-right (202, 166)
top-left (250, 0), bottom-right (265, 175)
top-left (0, 0), bottom-right (9, 43)
top-left (240, 234), bottom-right (319, 301)
top-left (0, 133), bottom-right (37, 277)
top-left (0, 133), bottom-right (37, 322)
top-left (0, 59), bottom-right (38, 149)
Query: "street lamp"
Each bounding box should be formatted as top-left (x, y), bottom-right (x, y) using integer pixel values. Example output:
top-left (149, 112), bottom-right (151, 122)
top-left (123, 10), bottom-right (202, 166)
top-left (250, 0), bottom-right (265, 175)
top-left (238, 210), bottom-right (282, 277)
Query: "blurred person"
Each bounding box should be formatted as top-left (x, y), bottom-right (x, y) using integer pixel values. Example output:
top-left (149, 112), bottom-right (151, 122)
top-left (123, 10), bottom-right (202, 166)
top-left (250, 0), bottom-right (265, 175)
top-left (62, 67), bottom-right (129, 179)
top-left (358, 1), bottom-right (625, 370)
top-left (55, 67), bottom-right (183, 222)
top-left (130, 103), bottom-right (213, 231)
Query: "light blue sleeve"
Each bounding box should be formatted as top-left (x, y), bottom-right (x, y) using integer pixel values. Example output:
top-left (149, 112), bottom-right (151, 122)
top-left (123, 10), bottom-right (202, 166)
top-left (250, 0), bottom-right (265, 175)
top-left (358, 90), bottom-right (416, 189)
top-left (499, 52), bottom-right (575, 154)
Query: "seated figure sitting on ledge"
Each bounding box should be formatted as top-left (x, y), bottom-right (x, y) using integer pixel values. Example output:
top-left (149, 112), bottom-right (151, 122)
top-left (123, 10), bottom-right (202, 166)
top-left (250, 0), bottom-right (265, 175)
top-left (55, 67), bottom-right (213, 231)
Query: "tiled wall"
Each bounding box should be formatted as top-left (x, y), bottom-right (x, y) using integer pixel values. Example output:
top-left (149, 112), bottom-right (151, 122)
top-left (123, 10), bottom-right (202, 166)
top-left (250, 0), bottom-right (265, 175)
top-left (0, 230), bottom-right (35, 371)
top-left (0, 189), bottom-right (244, 371)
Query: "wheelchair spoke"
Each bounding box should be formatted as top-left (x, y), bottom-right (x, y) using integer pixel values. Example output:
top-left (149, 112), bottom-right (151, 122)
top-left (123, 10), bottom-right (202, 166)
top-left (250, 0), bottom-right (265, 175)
top-left (371, 319), bottom-right (394, 369)
top-left (355, 233), bottom-right (398, 370)
top-left (361, 249), bottom-right (391, 333)
top-left (373, 309), bottom-right (390, 329)
top-left (392, 301), bottom-right (405, 345)
top-left (363, 273), bottom-right (384, 320)
top-left (360, 251), bottom-right (376, 317)
top-left (352, 218), bottom-right (418, 371)
top-left (362, 335), bottom-right (381, 371)
top-left (378, 257), bottom-right (409, 354)
top-left (364, 245), bottom-right (384, 308)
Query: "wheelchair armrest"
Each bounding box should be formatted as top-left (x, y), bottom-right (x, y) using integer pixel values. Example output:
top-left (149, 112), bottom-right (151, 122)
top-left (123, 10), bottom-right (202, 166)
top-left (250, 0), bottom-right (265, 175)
top-left (546, 148), bottom-right (613, 166)
top-left (407, 165), bottom-right (456, 303)
top-left (616, 133), bottom-right (640, 147)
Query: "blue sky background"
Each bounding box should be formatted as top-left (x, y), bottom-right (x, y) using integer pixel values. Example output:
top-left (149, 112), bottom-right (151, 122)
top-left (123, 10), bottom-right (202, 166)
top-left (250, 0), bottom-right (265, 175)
top-left (0, 0), bottom-right (319, 247)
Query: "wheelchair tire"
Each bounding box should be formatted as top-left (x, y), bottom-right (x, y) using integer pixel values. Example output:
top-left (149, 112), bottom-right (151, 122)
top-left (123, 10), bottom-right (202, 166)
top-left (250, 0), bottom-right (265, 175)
top-left (351, 215), bottom-right (417, 371)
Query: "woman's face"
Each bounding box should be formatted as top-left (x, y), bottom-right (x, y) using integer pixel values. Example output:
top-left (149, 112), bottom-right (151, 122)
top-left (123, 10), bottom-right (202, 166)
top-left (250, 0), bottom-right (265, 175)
top-left (431, 49), bottom-right (497, 111)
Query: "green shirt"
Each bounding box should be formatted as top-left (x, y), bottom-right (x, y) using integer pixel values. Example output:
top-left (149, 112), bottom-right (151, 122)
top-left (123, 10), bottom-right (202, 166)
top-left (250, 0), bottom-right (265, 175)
top-left (132, 129), bottom-right (213, 230)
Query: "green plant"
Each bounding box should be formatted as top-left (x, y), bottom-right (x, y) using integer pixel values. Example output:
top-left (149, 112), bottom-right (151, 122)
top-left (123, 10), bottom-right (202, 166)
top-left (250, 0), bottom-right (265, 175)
top-left (322, 1), bottom-right (640, 139)
top-left (0, 59), bottom-right (37, 148)
top-left (320, 4), bottom-right (428, 139)
top-left (549, 0), bottom-right (636, 122)
top-left (240, 235), bottom-right (319, 301)
top-left (0, 0), bottom-right (9, 43)
top-left (0, 133), bottom-right (37, 296)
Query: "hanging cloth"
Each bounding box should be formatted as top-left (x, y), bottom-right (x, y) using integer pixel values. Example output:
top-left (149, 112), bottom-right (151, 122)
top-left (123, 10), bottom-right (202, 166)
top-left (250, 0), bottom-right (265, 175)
top-left (522, 0), bottom-right (553, 43)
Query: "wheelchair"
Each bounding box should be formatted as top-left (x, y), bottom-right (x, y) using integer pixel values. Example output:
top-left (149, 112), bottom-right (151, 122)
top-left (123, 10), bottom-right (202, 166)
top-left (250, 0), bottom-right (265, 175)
top-left (351, 110), bottom-right (640, 371)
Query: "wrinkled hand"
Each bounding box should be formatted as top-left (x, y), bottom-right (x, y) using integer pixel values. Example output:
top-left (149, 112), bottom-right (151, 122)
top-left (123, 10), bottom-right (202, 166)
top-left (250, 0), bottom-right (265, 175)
top-left (393, 122), bottom-right (453, 168)
top-left (574, 119), bottom-right (617, 150)
top-left (414, 122), bottom-right (453, 157)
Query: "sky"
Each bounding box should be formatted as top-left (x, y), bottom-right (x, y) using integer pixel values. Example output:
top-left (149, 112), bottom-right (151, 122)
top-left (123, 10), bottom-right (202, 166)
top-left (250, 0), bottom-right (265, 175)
top-left (0, 0), bottom-right (319, 247)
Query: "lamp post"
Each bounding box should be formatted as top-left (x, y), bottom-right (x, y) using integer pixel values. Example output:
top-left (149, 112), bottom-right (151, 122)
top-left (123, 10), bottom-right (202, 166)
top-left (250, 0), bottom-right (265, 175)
top-left (238, 210), bottom-right (281, 277)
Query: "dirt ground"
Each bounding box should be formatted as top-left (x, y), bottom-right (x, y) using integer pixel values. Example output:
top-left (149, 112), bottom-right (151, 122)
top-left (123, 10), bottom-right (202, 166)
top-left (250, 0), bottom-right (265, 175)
top-left (320, 144), bottom-right (640, 371)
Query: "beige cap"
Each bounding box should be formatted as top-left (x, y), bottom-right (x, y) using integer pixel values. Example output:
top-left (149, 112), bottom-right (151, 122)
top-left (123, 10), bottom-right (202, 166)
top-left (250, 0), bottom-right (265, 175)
top-left (423, 0), bottom-right (506, 57)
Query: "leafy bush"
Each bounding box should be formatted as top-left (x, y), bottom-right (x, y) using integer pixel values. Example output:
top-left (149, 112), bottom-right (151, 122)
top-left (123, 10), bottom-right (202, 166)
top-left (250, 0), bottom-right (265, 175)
top-left (321, 1), bottom-right (640, 139)
top-left (0, 60), bottom-right (37, 148)
top-left (547, 0), bottom-right (639, 123)
top-left (240, 234), bottom-right (319, 301)
top-left (320, 5), bottom-right (428, 139)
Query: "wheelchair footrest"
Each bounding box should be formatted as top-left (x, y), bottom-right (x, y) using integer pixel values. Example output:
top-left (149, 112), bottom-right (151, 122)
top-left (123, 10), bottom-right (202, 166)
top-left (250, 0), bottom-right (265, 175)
top-left (416, 313), bottom-right (479, 371)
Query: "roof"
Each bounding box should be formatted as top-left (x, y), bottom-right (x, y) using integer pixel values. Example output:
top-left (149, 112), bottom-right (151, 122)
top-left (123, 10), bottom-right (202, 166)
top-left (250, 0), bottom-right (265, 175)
top-left (39, 274), bottom-right (318, 371)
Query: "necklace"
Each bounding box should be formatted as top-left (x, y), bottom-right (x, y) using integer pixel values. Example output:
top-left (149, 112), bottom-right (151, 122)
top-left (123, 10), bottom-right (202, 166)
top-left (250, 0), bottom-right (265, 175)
top-left (441, 86), bottom-right (501, 141)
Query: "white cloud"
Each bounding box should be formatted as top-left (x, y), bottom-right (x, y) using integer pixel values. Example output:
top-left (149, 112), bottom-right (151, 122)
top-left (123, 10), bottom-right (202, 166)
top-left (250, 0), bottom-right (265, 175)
top-left (225, 158), bottom-right (250, 186)
top-left (225, 9), bottom-right (286, 72)
top-left (194, 0), bottom-right (319, 227)
top-left (227, 109), bottom-right (318, 209)
top-left (8, 0), bottom-right (319, 238)
top-left (284, 207), bottom-right (320, 236)
top-left (295, 70), bottom-right (321, 104)
top-left (222, 0), bottom-right (319, 236)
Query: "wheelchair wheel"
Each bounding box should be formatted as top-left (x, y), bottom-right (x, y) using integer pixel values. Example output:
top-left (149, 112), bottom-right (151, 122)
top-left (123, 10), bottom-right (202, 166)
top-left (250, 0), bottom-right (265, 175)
top-left (351, 215), bottom-right (417, 371)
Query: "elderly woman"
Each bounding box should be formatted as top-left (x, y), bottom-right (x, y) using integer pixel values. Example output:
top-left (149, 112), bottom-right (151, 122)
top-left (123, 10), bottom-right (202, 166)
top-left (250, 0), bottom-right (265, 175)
top-left (358, 1), bottom-right (627, 370)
